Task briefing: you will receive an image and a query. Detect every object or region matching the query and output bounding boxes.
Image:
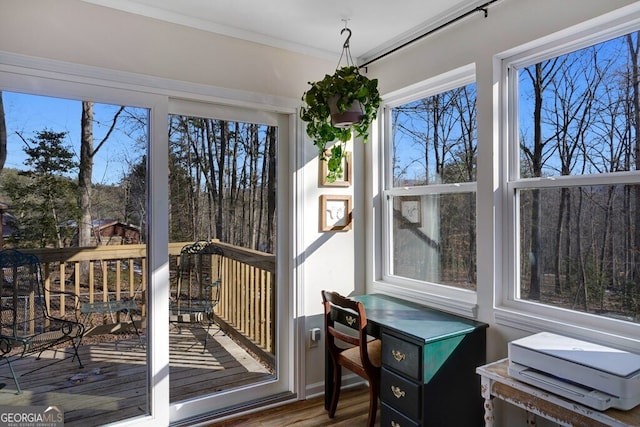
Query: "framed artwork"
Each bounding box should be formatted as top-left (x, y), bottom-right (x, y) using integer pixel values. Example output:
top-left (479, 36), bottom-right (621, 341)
top-left (399, 196), bottom-right (422, 228)
top-left (320, 195), bottom-right (352, 231)
top-left (320, 151), bottom-right (352, 187)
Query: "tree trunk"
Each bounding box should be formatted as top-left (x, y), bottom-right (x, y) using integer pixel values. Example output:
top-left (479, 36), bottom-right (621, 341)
top-left (78, 102), bottom-right (94, 281)
top-left (0, 92), bottom-right (6, 172)
top-left (528, 63), bottom-right (545, 300)
top-left (554, 188), bottom-right (567, 294)
top-left (79, 101), bottom-right (94, 248)
top-left (266, 126), bottom-right (277, 253)
top-left (627, 34), bottom-right (640, 283)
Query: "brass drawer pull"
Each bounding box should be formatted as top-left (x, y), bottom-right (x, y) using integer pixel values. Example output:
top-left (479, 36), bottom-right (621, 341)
top-left (391, 349), bottom-right (406, 362)
top-left (391, 422), bottom-right (400, 427)
top-left (345, 315), bottom-right (356, 326)
top-left (391, 385), bottom-right (406, 399)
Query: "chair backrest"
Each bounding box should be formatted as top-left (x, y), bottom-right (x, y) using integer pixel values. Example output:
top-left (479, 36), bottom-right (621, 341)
top-left (174, 241), bottom-right (224, 303)
top-left (321, 290), bottom-right (376, 372)
top-left (0, 249), bottom-right (47, 338)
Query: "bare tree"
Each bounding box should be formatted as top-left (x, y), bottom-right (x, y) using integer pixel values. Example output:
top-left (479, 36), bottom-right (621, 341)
top-left (546, 47), bottom-right (604, 305)
top-left (77, 101), bottom-right (124, 282)
top-left (78, 101), bottom-right (125, 248)
top-left (626, 33), bottom-right (640, 284)
top-left (521, 58), bottom-right (562, 299)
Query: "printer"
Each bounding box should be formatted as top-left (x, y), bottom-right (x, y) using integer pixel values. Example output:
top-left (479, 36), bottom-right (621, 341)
top-left (508, 332), bottom-right (640, 411)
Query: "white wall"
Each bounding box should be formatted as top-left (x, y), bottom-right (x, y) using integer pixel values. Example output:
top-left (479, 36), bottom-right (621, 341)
top-left (2, 0), bottom-right (638, 425)
top-left (0, 0), bottom-right (335, 99)
top-left (363, 0), bottom-right (639, 425)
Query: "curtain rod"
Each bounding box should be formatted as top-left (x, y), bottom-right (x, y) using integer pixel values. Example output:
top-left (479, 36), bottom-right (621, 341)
top-left (359, 0), bottom-right (499, 70)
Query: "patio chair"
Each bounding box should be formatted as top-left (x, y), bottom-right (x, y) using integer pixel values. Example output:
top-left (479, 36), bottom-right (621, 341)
top-left (170, 241), bottom-right (224, 351)
top-left (0, 249), bottom-right (85, 394)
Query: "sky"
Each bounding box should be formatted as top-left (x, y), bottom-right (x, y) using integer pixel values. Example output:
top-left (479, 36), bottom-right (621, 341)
top-left (2, 91), bottom-right (147, 185)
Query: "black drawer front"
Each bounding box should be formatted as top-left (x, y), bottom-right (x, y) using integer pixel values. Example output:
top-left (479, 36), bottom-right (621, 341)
top-left (382, 332), bottom-right (421, 380)
top-left (381, 402), bottom-right (420, 427)
top-left (381, 368), bottom-right (421, 421)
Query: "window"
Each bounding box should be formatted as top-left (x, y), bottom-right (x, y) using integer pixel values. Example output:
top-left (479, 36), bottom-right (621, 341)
top-left (502, 12), bottom-right (640, 336)
top-left (381, 65), bottom-right (477, 310)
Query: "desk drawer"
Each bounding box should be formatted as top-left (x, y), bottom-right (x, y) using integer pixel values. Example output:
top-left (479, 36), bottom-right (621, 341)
top-left (382, 332), bottom-right (421, 380)
top-left (381, 402), bottom-right (420, 427)
top-left (381, 367), bottom-right (421, 421)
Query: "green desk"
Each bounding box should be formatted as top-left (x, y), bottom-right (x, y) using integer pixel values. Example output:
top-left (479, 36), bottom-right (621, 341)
top-left (325, 293), bottom-right (488, 426)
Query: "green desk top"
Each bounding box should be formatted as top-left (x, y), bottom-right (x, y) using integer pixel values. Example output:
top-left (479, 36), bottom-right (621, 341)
top-left (353, 293), bottom-right (487, 344)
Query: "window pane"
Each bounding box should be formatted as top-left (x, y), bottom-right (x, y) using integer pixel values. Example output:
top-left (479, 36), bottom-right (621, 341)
top-left (518, 34), bottom-right (635, 179)
top-left (392, 84), bottom-right (477, 186)
top-left (518, 185), bottom-right (639, 323)
top-left (388, 80), bottom-right (477, 292)
top-left (167, 114), bottom-right (277, 403)
top-left (392, 193), bottom-right (476, 289)
top-left (0, 91), bottom-right (149, 424)
top-left (515, 29), bottom-right (640, 325)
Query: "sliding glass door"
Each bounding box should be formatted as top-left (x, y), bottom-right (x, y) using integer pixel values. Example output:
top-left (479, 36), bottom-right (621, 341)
top-left (167, 100), bottom-right (292, 421)
top-left (0, 91), bottom-right (150, 426)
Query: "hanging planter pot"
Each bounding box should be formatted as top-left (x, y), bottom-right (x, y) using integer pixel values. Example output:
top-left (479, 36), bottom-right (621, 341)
top-left (328, 95), bottom-right (364, 128)
top-left (300, 64), bottom-right (382, 182)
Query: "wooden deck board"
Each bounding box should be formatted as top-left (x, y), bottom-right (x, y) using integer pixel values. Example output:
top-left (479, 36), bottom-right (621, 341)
top-left (0, 326), bottom-right (274, 426)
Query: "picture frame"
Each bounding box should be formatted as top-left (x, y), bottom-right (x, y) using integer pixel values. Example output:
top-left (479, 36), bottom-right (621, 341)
top-left (399, 196), bottom-right (422, 228)
top-left (320, 151), bottom-right (352, 187)
top-left (320, 195), bottom-right (352, 231)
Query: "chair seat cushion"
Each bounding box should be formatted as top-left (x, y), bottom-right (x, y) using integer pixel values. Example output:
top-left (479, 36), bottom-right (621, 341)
top-left (339, 338), bottom-right (382, 368)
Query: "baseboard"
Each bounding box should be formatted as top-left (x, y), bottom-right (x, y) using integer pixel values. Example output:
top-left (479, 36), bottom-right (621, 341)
top-left (305, 374), bottom-right (367, 399)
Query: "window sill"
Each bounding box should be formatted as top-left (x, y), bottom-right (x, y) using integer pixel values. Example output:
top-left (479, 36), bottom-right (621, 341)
top-left (370, 280), bottom-right (478, 319)
top-left (495, 305), bottom-right (640, 353)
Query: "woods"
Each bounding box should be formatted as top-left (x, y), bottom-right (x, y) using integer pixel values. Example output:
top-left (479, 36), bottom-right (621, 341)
top-left (0, 96), bottom-right (278, 256)
top-left (391, 83), bottom-right (478, 289)
top-left (389, 30), bottom-right (640, 322)
top-left (168, 115), bottom-right (277, 253)
top-left (517, 31), bottom-right (640, 320)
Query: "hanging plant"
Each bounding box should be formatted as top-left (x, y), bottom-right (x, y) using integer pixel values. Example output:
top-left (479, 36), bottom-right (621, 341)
top-left (300, 29), bottom-right (382, 183)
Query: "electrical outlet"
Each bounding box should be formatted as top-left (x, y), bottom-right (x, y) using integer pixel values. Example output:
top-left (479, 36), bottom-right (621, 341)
top-left (309, 328), bottom-right (321, 348)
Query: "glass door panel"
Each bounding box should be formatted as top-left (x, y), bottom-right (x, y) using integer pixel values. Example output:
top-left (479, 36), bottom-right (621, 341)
top-left (167, 107), bottom-right (286, 420)
top-left (0, 91), bottom-right (149, 426)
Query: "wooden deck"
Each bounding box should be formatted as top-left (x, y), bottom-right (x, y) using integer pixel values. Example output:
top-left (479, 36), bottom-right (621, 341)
top-left (0, 326), bottom-right (274, 426)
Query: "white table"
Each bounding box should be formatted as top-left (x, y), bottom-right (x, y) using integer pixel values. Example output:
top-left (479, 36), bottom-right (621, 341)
top-left (476, 358), bottom-right (640, 427)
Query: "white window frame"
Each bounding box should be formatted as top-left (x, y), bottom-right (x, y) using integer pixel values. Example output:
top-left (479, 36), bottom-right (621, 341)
top-left (373, 64), bottom-right (479, 319)
top-left (166, 98), bottom-right (294, 420)
top-left (496, 4), bottom-right (640, 351)
top-left (0, 50), bottom-right (299, 426)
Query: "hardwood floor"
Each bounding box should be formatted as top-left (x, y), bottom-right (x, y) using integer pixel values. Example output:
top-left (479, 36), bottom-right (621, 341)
top-left (203, 385), bottom-right (379, 427)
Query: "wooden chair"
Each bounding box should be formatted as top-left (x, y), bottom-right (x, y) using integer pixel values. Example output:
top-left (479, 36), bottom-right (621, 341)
top-left (0, 249), bottom-right (85, 394)
top-left (321, 290), bottom-right (381, 427)
top-left (169, 241), bottom-right (224, 352)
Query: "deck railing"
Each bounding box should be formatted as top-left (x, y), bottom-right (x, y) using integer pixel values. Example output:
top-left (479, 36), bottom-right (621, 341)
top-left (22, 242), bottom-right (276, 360)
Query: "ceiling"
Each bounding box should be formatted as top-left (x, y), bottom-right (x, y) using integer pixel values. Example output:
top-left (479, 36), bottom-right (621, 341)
top-left (81, 0), bottom-right (491, 63)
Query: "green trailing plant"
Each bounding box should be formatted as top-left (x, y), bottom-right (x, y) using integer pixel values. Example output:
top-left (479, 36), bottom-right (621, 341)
top-left (300, 65), bottom-right (382, 182)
